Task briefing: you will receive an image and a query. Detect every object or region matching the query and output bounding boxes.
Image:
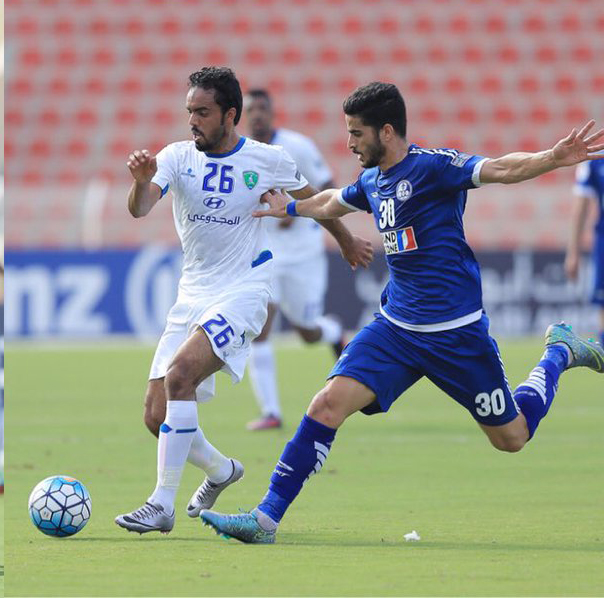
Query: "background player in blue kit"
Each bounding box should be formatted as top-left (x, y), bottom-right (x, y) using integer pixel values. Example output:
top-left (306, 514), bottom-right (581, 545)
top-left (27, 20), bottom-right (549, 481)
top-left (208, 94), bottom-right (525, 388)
top-left (565, 156), bottom-right (604, 348)
top-left (200, 82), bottom-right (604, 544)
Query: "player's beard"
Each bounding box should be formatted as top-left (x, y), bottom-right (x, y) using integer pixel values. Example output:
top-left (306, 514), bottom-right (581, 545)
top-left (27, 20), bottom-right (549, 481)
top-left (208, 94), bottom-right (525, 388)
top-left (362, 136), bottom-right (386, 168)
top-left (193, 122), bottom-right (228, 153)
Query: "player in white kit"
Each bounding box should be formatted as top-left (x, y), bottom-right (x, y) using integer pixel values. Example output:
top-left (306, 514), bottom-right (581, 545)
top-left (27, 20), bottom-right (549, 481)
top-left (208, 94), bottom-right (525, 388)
top-left (244, 89), bottom-right (347, 430)
top-left (115, 68), bottom-right (373, 533)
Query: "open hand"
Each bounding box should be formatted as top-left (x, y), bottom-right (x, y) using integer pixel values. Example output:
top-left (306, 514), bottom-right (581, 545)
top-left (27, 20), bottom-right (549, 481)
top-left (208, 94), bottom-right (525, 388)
top-left (552, 120), bottom-right (604, 167)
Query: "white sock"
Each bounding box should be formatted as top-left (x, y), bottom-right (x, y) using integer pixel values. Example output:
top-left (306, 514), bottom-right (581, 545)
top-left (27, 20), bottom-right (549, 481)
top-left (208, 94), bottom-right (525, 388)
top-left (248, 341), bottom-right (281, 418)
top-left (187, 427), bottom-right (233, 483)
top-left (149, 400), bottom-right (198, 512)
top-left (316, 315), bottom-right (342, 344)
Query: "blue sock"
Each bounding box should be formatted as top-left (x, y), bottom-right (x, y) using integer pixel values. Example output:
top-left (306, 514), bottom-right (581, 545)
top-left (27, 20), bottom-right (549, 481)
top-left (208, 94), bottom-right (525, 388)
top-left (257, 414), bottom-right (336, 523)
top-left (600, 331), bottom-right (604, 348)
top-left (513, 345), bottom-right (568, 439)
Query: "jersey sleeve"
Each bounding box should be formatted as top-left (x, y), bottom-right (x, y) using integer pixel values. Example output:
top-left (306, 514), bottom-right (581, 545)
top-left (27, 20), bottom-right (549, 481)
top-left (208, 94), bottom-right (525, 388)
top-left (272, 147), bottom-right (309, 191)
top-left (434, 150), bottom-right (489, 193)
top-left (151, 144), bottom-right (179, 198)
top-left (573, 161), bottom-right (597, 199)
top-left (338, 174), bottom-right (372, 213)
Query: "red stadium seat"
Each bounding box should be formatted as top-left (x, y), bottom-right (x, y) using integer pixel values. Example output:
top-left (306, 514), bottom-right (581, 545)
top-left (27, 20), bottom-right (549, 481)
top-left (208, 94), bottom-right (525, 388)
top-left (591, 75), bottom-right (604, 93)
top-left (390, 45), bottom-right (413, 64)
top-left (535, 44), bottom-right (557, 63)
top-left (124, 18), bottom-right (145, 35)
top-left (57, 47), bottom-right (78, 67)
top-left (564, 104), bottom-right (588, 124)
top-left (355, 46), bottom-right (376, 65)
top-left (302, 107), bottom-right (326, 126)
top-left (56, 169), bottom-right (81, 185)
top-left (523, 14), bottom-right (547, 33)
top-left (419, 105), bottom-right (442, 124)
top-left (554, 74), bottom-right (577, 94)
top-left (449, 15), bottom-right (471, 34)
top-left (39, 108), bottom-right (62, 127)
top-left (463, 45), bottom-right (484, 63)
top-left (480, 75), bottom-right (503, 94)
top-left (415, 14), bottom-right (436, 34)
top-left (115, 108), bottom-right (139, 126)
top-left (82, 77), bottom-right (107, 95)
top-left (342, 16), bottom-right (363, 35)
top-left (559, 13), bottom-right (581, 32)
top-left (159, 17), bottom-right (182, 36)
top-left (497, 44), bottom-right (520, 63)
top-left (457, 106), bottom-right (478, 124)
top-left (231, 17), bottom-right (252, 35)
top-left (14, 16), bottom-right (39, 35)
top-left (204, 47), bottom-right (228, 64)
top-left (132, 48), bottom-right (155, 66)
top-left (409, 75), bottom-right (430, 94)
top-left (119, 76), bottom-right (144, 95)
top-left (244, 48), bottom-right (267, 65)
top-left (336, 75), bottom-right (359, 95)
top-left (9, 77), bottom-right (34, 96)
top-left (53, 18), bottom-right (75, 35)
top-left (318, 46), bottom-right (341, 65)
top-left (20, 48), bottom-right (44, 66)
top-left (378, 17), bottom-right (399, 35)
top-left (492, 104), bottom-right (516, 124)
top-left (266, 76), bottom-right (287, 94)
top-left (427, 45), bottom-right (447, 63)
top-left (267, 17), bottom-right (288, 34)
top-left (571, 44), bottom-right (593, 62)
top-left (194, 18), bottom-right (217, 34)
top-left (529, 105), bottom-right (551, 124)
top-left (92, 48), bottom-right (116, 66)
top-left (444, 76), bottom-right (466, 94)
top-left (89, 17), bottom-right (110, 35)
top-left (484, 15), bottom-right (506, 33)
top-left (518, 75), bottom-right (540, 94)
top-left (152, 108), bottom-right (177, 127)
top-left (47, 76), bottom-right (71, 96)
top-left (75, 108), bottom-right (99, 127)
top-left (301, 76), bottom-right (322, 94)
top-left (481, 137), bottom-right (504, 157)
top-left (281, 45), bottom-right (303, 65)
top-left (5, 108), bottom-right (24, 126)
top-left (30, 140), bottom-right (52, 158)
top-left (306, 16), bottom-right (327, 34)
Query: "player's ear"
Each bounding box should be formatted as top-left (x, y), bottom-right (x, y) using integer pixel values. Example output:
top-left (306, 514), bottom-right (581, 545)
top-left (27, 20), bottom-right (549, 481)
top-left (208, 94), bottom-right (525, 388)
top-left (225, 106), bottom-right (237, 125)
top-left (381, 123), bottom-right (394, 142)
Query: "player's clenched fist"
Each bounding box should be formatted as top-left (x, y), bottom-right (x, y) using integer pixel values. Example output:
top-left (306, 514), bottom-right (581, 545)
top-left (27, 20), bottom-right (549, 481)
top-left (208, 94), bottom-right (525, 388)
top-left (127, 149), bottom-right (157, 183)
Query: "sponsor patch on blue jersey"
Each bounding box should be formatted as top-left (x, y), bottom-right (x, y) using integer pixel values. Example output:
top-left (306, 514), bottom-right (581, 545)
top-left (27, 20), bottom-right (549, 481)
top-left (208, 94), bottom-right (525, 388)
top-left (381, 227), bottom-right (418, 255)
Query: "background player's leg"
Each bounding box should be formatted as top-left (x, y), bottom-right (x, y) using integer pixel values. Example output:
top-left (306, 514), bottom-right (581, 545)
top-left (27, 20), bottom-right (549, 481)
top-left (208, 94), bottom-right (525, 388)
top-left (599, 308), bottom-right (604, 347)
top-left (247, 304), bottom-right (282, 430)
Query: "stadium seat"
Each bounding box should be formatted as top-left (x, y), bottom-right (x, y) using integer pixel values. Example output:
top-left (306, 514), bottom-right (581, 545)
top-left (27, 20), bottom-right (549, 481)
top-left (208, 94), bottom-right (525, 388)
top-left (377, 17), bottom-right (399, 35)
top-left (390, 44), bottom-right (413, 63)
top-left (88, 17), bottom-right (111, 35)
top-left (159, 17), bottom-right (182, 36)
top-left (53, 18), bottom-right (75, 35)
top-left (267, 17), bottom-right (288, 34)
top-left (342, 16), bottom-right (363, 35)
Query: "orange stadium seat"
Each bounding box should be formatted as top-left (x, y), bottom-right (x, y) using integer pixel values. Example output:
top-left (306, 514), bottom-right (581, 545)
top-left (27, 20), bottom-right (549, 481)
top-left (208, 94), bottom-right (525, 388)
top-left (52, 18), bottom-right (75, 35)
top-left (390, 44), bottom-right (413, 64)
top-left (306, 16), bottom-right (327, 35)
top-left (377, 17), bottom-right (399, 35)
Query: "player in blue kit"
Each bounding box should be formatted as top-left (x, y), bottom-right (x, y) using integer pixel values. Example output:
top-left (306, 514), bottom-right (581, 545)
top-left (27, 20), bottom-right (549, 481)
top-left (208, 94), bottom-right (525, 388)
top-left (565, 156), bottom-right (604, 347)
top-left (199, 83), bottom-right (604, 543)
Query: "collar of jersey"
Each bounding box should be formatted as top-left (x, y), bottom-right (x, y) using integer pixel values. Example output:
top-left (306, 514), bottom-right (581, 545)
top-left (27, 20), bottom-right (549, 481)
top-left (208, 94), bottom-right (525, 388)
top-left (205, 136), bottom-right (246, 158)
top-left (377, 143), bottom-right (418, 184)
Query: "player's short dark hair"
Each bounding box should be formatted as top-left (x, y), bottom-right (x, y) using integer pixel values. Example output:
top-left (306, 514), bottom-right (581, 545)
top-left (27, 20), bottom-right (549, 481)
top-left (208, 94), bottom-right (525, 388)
top-left (343, 82), bottom-right (407, 138)
top-left (246, 88), bottom-right (272, 106)
top-left (188, 67), bottom-right (243, 125)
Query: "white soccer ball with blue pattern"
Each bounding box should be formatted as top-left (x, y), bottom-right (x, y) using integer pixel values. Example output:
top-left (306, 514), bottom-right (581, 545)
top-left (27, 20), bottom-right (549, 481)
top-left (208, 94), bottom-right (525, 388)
top-left (28, 475), bottom-right (92, 537)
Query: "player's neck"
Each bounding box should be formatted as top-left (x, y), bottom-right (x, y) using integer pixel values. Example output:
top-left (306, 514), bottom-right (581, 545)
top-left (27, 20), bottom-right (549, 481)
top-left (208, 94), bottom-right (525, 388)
top-left (379, 139), bottom-right (410, 172)
top-left (209, 130), bottom-right (241, 155)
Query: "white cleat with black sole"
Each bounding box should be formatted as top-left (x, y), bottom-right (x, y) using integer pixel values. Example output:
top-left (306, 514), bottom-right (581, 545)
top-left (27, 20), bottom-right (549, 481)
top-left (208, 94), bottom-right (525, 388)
top-left (115, 502), bottom-right (175, 534)
top-left (186, 459), bottom-right (244, 518)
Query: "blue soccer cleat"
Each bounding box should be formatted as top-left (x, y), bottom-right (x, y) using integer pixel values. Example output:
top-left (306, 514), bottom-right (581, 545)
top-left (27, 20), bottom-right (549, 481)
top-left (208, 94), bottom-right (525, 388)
top-left (545, 322), bottom-right (604, 373)
top-left (200, 508), bottom-right (276, 544)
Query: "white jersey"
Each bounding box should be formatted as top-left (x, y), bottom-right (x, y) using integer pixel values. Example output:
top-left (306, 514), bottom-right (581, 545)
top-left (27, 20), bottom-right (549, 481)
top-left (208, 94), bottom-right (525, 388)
top-left (265, 128), bottom-right (334, 265)
top-left (151, 136), bottom-right (308, 299)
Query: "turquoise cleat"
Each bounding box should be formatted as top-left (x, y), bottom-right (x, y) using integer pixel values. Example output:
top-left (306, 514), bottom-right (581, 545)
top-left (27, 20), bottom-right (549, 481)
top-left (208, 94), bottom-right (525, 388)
top-left (200, 508), bottom-right (276, 544)
top-left (545, 322), bottom-right (604, 373)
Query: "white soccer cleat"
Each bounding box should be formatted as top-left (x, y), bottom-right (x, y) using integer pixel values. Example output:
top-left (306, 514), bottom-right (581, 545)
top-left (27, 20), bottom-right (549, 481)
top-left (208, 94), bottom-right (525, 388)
top-left (186, 459), bottom-right (244, 518)
top-left (115, 502), bottom-right (174, 534)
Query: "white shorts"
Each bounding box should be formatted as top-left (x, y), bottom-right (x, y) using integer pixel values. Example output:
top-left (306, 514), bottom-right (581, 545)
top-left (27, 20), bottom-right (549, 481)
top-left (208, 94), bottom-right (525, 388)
top-left (149, 285), bottom-right (270, 402)
top-left (271, 253), bottom-right (327, 328)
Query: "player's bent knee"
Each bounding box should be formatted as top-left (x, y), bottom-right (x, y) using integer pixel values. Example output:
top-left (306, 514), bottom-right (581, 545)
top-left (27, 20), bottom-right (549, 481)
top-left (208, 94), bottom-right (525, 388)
top-left (164, 361), bottom-right (196, 399)
top-left (489, 434), bottom-right (526, 453)
top-left (307, 387), bottom-right (345, 428)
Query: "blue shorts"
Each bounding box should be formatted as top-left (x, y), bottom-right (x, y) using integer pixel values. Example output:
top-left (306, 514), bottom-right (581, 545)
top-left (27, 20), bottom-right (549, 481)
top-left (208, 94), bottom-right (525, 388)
top-left (329, 313), bottom-right (520, 426)
top-left (592, 234), bottom-right (604, 306)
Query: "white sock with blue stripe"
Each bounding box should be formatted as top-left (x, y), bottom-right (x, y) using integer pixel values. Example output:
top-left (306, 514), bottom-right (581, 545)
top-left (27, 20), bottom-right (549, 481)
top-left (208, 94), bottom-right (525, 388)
top-left (149, 400), bottom-right (198, 512)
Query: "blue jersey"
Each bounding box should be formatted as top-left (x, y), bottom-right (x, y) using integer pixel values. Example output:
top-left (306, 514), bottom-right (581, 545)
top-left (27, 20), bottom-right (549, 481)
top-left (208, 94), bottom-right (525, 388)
top-left (574, 159), bottom-right (604, 235)
top-left (339, 144), bottom-right (487, 331)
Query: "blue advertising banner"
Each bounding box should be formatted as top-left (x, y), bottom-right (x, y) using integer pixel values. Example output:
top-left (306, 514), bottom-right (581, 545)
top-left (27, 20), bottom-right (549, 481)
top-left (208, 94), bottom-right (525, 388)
top-left (4, 248), bottom-right (598, 339)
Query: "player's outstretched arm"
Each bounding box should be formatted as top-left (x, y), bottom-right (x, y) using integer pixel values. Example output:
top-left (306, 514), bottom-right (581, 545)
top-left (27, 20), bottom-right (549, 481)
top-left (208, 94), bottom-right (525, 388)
top-left (127, 149), bottom-right (162, 218)
top-left (254, 188), bottom-right (373, 269)
top-left (480, 120), bottom-right (604, 185)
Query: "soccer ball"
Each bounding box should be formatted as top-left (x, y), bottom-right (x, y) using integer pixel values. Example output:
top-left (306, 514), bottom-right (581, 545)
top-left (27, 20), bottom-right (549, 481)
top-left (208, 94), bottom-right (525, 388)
top-left (28, 475), bottom-right (92, 537)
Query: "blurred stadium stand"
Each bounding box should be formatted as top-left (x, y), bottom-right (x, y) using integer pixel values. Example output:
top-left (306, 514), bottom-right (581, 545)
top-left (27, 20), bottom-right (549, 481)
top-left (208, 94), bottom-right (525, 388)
top-left (4, 0), bottom-right (603, 249)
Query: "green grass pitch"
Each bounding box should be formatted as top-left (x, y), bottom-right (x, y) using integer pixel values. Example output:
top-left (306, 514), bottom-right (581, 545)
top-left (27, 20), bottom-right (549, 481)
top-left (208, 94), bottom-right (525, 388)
top-left (5, 340), bottom-right (604, 597)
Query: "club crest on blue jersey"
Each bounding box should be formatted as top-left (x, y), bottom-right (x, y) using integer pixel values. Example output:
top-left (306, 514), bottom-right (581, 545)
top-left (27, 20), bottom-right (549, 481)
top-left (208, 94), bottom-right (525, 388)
top-left (381, 226), bottom-right (418, 255)
top-left (243, 171), bottom-right (259, 189)
top-left (396, 180), bottom-right (413, 202)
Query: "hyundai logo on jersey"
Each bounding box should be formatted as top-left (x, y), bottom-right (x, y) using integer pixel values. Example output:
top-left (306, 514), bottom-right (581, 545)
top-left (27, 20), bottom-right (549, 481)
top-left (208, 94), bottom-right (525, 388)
top-left (203, 197), bottom-right (226, 209)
